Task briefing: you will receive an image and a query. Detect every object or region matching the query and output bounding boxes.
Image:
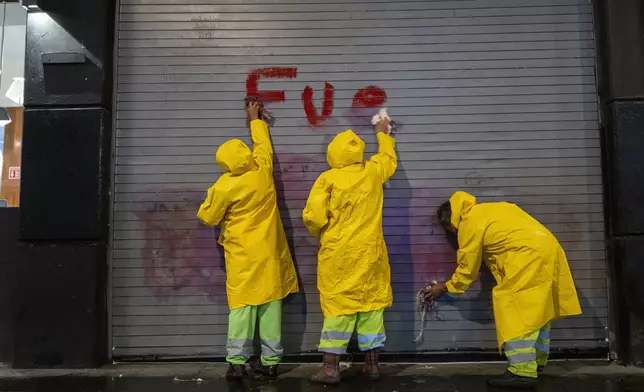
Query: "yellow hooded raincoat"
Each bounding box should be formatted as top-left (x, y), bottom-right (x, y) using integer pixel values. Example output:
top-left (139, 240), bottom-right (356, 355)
top-left (445, 191), bottom-right (582, 350)
top-left (197, 120), bottom-right (298, 310)
top-left (303, 130), bottom-right (397, 317)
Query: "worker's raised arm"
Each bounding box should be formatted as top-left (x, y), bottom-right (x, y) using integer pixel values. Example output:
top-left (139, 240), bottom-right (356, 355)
top-left (367, 118), bottom-right (397, 183)
top-left (446, 222), bottom-right (484, 294)
top-left (302, 174), bottom-right (332, 238)
top-left (197, 180), bottom-right (229, 227)
top-left (250, 119), bottom-right (273, 171)
top-left (245, 101), bottom-right (274, 171)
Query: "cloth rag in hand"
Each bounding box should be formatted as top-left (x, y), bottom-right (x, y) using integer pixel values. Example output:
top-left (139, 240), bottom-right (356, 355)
top-left (415, 281), bottom-right (442, 342)
top-left (370, 107), bottom-right (396, 134)
top-left (245, 96), bottom-right (275, 123)
top-left (371, 107), bottom-right (396, 189)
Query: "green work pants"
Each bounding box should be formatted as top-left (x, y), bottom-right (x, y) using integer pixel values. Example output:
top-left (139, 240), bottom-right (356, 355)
top-left (226, 300), bottom-right (283, 366)
top-left (504, 321), bottom-right (552, 378)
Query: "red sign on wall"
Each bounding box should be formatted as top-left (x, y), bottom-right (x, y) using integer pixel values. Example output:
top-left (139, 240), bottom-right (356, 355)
top-left (7, 166), bottom-right (20, 180)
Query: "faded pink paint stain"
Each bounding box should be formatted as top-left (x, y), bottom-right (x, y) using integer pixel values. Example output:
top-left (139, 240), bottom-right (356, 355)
top-left (407, 190), bottom-right (456, 286)
top-left (135, 150), bottom-right (454, 301)
top-left (135, 195), bottom-right (226, 303)
top-left (136, 154), bottom-right (321, 300)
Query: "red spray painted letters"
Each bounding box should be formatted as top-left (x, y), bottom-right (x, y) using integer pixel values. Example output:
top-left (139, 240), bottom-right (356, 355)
top-left (301, 82), bottom-right (335, 126)
top-left (246, 67), bottom-right (387, 127)
top-left (246, 67), bottom-right (298, 102)
top-left (352, 86), bottom-right (387, 108)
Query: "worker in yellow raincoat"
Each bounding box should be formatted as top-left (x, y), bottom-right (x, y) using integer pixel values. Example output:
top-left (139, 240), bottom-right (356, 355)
top-left (197, 102), bottom-right (298, 381)
top-left (424, 191), bottom-right (582, 389)
top-left (303, 118), bottom-right (396, 384)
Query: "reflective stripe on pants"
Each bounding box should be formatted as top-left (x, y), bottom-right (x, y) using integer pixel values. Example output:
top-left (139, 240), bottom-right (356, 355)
top-left (226, 300), bottom-right (283, 366)
top-left (504, 321), bottom-right (552, 378)
top-left (536, 322), bottom-right (551, 366)
top-left (318, 309), bottom-right (386, 354)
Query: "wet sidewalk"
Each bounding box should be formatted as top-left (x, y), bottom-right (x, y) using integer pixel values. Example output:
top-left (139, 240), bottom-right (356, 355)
top-left (0, 361), bottom-right (642, 391)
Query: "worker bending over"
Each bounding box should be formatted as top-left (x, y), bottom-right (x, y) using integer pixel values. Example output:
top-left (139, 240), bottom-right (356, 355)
top-left (424, 191), bottom-right (581, 389)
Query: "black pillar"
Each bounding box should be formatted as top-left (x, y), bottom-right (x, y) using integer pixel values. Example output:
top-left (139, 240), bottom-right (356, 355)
top-left (12, 0), bottom-right (115, 368)
top-left (594, 0), bottom-right (644, 365)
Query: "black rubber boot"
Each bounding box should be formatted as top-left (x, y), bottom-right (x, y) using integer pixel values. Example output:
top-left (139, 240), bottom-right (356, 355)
top-left (487, 371), bottom-right (537, 389)
top-left (225, 364), bottom-right (248, 380)
top-left (363, 348), bottom-right (381, 380)
top-left (310, 353), bottom-right (341, 384)
top-left (249, 359), bottom-right (279, 380)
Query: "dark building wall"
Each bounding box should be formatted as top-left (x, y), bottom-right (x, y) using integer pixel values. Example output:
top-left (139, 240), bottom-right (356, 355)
top-left (0, 209), bottom-right (107, 367)
top-left (0, 0), bottom-right (115, 368)
top-left (594, 0), bottom-right (644, 365)
top-left (0, 209), bottom-right (19, 363)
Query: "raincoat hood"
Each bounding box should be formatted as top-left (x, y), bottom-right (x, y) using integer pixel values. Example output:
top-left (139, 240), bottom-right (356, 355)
top-left (449, 191), bottom-right (477, 230)
top-left (216, 139), bottom-right (255, 175)
top-left (327, 130), bottom-right (365, 169)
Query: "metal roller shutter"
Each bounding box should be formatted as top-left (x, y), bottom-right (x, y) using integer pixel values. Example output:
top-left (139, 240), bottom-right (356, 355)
top-left (111, 0), bottom-right (607, 358)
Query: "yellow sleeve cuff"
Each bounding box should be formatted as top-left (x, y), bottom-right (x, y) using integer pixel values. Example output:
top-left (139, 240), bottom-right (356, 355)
top-left (445, 280), bottom-right (463, 294)
top-left (250, 119), bottom-right (267, 126)
top-left (376, 132), bottom-right (396, 143)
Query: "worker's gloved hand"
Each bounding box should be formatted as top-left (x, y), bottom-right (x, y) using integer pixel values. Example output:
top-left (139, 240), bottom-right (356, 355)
top-left (423, 282), bottom-right (448, 302)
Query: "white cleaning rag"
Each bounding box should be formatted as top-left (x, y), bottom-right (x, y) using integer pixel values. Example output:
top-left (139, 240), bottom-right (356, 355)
top-left (371, 108), bottom-right (394, 188)
top-left (371, 107), bottom-right (393, 134)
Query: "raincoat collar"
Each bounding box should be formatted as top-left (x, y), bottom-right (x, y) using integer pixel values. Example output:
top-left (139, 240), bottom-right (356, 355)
top-left (327, 129), bottom-right (365, 169)
top-left (449, 191), bottom-right (477, 230)
top-left (216, 139), bottom-right (255, 175)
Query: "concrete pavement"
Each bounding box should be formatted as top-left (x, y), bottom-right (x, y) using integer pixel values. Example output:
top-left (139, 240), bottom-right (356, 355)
top-left (0, 361), bottom-right (641, 391)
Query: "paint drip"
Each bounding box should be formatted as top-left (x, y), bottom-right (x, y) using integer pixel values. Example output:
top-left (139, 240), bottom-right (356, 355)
top-left (414, 280), bottom-right (442, 342)
top-left (245, 96), bottom-right (275, 123)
